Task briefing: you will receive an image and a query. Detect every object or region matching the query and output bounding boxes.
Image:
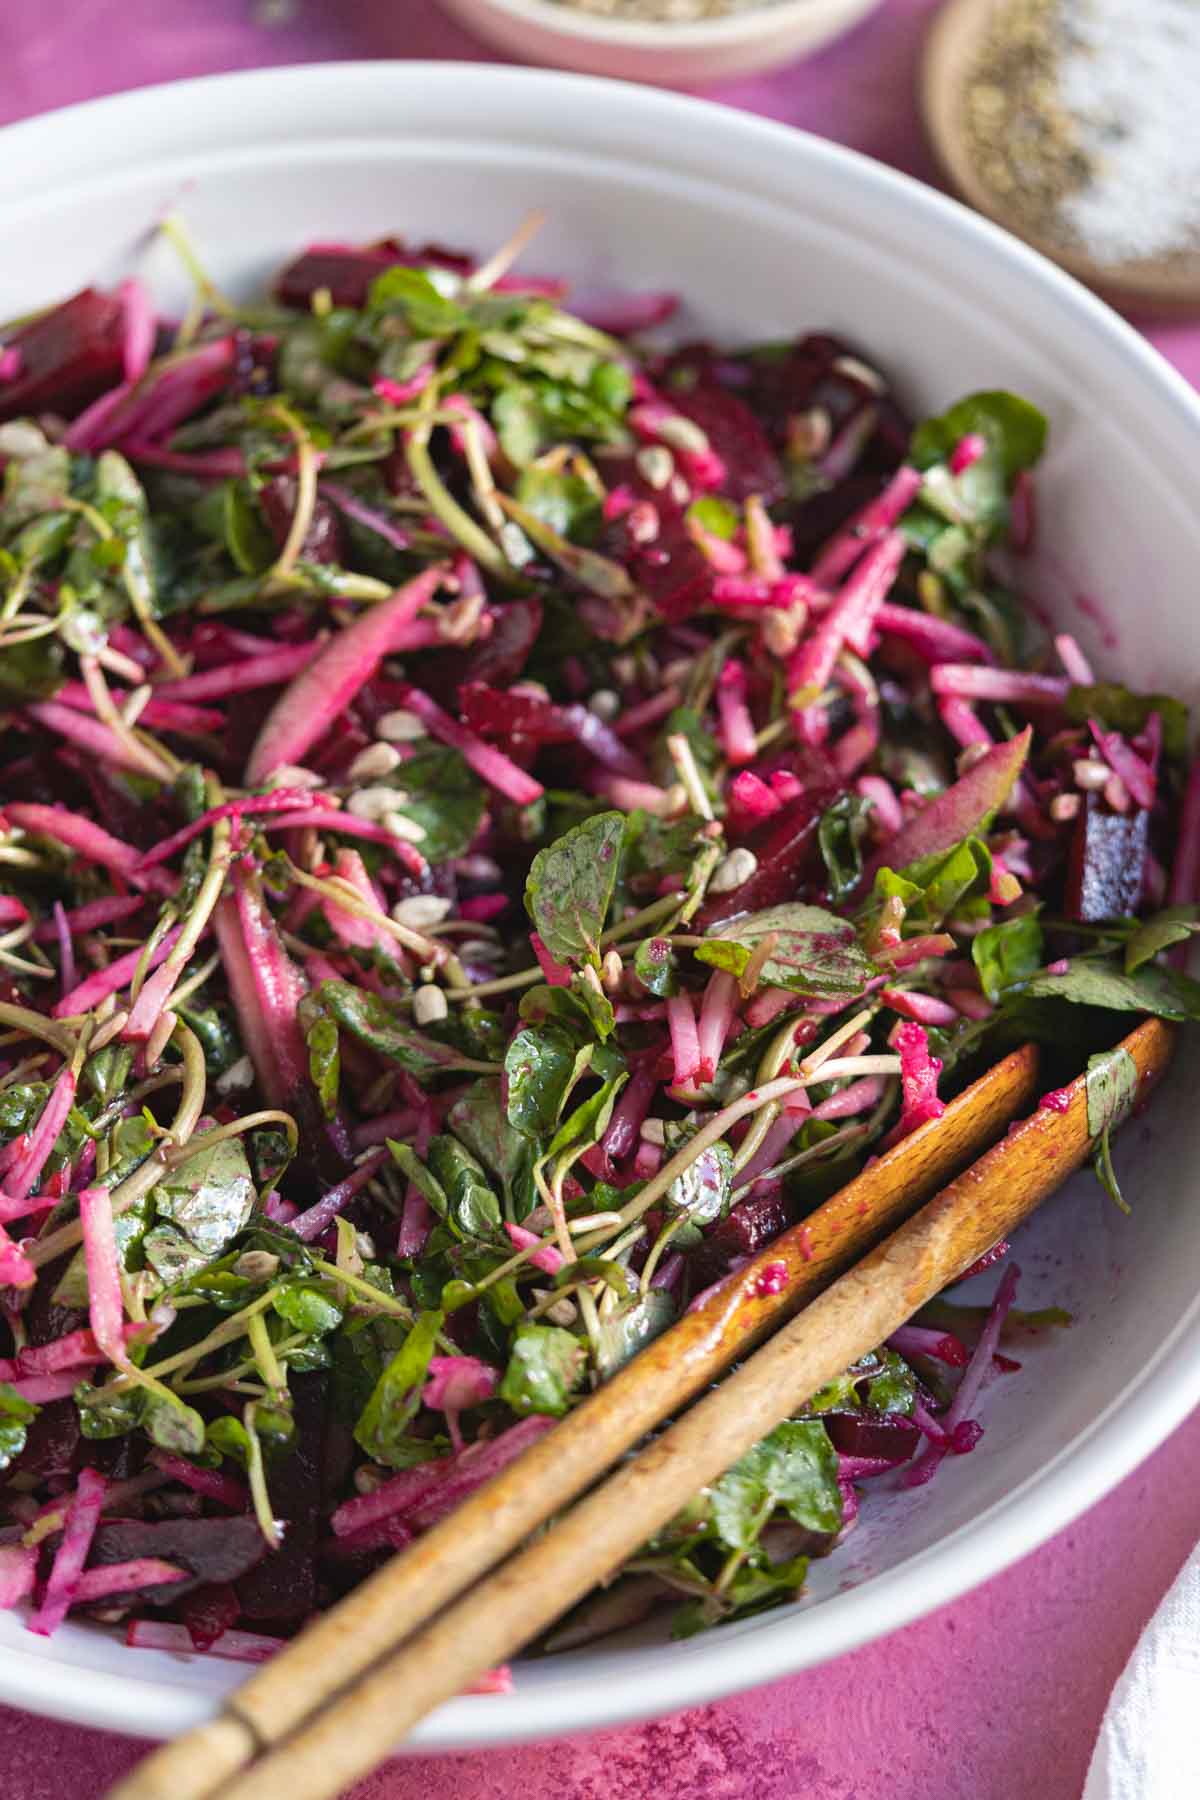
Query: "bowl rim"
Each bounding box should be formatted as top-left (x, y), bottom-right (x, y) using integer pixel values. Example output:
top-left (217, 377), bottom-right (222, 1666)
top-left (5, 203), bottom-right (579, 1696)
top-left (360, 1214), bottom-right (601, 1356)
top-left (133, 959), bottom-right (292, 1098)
top-left (440, 0), bottom-right (876, 52)
top-left (1, 57), bottom-right (1199, 1751)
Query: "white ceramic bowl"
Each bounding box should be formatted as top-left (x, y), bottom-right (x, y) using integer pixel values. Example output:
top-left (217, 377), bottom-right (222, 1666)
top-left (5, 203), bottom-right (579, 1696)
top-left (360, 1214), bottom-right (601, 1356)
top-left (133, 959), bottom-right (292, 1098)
top-left (2, 61), bottom-right (1200, 1753)
top-left (438, 0), bottom-right (882, 86)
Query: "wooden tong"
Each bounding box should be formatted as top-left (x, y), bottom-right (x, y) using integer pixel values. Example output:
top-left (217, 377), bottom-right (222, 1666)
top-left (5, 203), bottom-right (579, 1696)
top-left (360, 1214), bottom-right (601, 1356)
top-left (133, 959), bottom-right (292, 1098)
top-left (109, 1018), bottom-right (1174, 1800)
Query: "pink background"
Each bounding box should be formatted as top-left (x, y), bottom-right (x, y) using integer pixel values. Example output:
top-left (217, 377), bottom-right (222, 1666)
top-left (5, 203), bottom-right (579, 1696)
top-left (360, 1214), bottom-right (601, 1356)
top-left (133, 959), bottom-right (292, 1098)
top-left (2, 3), bottom-right (1199, 1795)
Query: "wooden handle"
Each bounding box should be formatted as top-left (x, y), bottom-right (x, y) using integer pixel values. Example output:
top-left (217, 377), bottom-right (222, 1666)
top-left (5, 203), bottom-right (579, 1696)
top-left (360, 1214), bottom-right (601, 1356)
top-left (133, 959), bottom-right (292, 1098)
top-left (198, 1019), bottom-right (1171, 1800)
top-left (109, 1043), bottom-right (1038, 1800)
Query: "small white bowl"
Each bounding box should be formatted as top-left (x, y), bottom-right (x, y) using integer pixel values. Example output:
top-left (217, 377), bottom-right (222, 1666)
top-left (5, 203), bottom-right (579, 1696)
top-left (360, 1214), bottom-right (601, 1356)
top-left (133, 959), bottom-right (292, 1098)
top-left (439, 0), bottom-right (883, 86)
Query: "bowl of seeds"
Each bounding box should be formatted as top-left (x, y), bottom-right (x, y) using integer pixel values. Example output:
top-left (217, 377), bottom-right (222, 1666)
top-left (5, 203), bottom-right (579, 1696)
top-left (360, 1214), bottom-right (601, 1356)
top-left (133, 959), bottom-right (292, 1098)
top-left (923, 0), bottom-right (1200, 314)
top-left (439, 0), bottom-right (884, 86)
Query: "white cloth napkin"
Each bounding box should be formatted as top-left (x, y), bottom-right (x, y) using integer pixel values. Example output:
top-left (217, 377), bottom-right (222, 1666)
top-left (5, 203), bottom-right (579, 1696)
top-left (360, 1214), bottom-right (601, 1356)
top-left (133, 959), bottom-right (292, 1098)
top-left (1083, 1542), bottom-right (1200, 1799)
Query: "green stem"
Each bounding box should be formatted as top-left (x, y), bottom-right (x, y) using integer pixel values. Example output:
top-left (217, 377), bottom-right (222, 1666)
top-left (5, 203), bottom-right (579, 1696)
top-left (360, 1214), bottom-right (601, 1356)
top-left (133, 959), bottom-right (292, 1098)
top-left (243, 1403), bottom-right (282, 1549)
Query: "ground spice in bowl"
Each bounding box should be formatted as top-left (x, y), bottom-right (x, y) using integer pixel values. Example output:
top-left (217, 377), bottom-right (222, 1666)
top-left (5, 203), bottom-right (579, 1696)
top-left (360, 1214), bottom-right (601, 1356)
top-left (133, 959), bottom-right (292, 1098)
top-left (962, 0), bottom-right (1200, 268)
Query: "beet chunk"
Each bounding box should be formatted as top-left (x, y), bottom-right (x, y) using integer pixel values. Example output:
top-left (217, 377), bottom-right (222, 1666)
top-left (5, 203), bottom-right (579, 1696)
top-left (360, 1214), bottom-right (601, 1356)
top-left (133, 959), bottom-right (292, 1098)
top-left (236, 1373), bottom-right (327, 1626)
top-left (1064, 793), bottom-right (1150, 922)
top-left (88, 1515), bottom-right (267, 1605)
top-left (823, 1410), bottom-right (920, 1463)
top-left (692, 1189), bottom-right (792, 1287)
top-left (275, 245), bottom-right (403, 310)
top-left (0, 288), bottom-right (126, 421)
top-left (673, 383), bottom-right (785, 505)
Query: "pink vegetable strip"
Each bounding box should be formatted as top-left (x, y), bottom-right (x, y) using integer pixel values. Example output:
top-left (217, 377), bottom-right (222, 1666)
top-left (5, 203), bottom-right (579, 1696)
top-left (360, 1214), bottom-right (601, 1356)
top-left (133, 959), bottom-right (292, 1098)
top-left (809, 465), bottom-right (922, 585)
top-left (880, 987), bottom-right (959, 1027)
top-left (245, 566), bottom-right (446, 783)
top-left (52, 901), bottom-right (76, 996)
top-left (27, 1466), bottom-right (107, 1637)
top-left (153, 642), bottom-right (320, 704)
top-left (873, 603), bottom-right (995, 665)
top-left (0, 1544), bottom-right (36, 1609)
top-left (255, 809), bottom-right (427, 877)
top-left (1, 1064), bottom-right (76, 1202)
top-left (666, 990), bottom-right (704, 1087)
top-left (787, 530), bottom-right (905, 701)
top-left (136, 790), bottom-right (335, 872)
top-left (887, 1324), bottom-right (968, 1367)
top-left (529, 933), bottom-right (572, 988)
top-left (390, 684), bottom-right (543, 808)
top-left (321, 480), bottom-right (412, 551)
top-left (929, 665), bottom-right (1069, 705)
top-left (883, 1022), bottom-right (946, 1148)
top-left (504, 1221), bottom-right (565, 1276)
top-left (79, 1185), bottom-right (127, 1365)
top-left (53, 925), bottom-right (182, 1018)
top-left (696, 970), bottom-right (739, 1078)
top-left (289, 1149), bottom-right (390, 1242)
top-left (905, 1266), bottom-right (1020, 1487)
top-left (118, 278), bottom-right (156, 383)
top-left (404, 1418), bottom-right (557, 1532)
top-left (72, 1559), bottom-right (187, 1605)
top-left (16, 1324), bottom-right (146, 1377)
top-left (1088, 720), bottom-right (1156, 810)
top-left (26, 699), bottom-right (165, 779)
top-left (148, 1452), bottom-right (249, 1511)
top-left (423, 1357), bottom-right (499, 1452)
top-left (1054, 632), bottom-right (1095, 685)
top-left (126, 1621), bottom-right (285, 1664)
top-left (31, 895), bottom-right (145, 942)
top-left (715, 661), bottom-right (757, 766)
top-left (811, 1075), bottom-right (887, 1121)
top-left (320, 850), bottom-right (403, 961)
top-left (3, 804), bottom-right (173, 897)
top-left (860, 729), bottom-right (1031, 893)
top-left (0, 1193), bottom-right (59, 1226)
top-left (938, 695), bottom-right (991, 750)
top-left (8, 1370), bottom-right (80, 1402)
top-left (212, 871), bottom-right (309, 1112)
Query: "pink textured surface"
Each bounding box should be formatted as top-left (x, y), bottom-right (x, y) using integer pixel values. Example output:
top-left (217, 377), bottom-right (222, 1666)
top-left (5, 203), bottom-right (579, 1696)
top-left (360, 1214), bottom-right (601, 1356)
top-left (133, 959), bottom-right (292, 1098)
top-left (2, 4), bottom-right (1199, 1795)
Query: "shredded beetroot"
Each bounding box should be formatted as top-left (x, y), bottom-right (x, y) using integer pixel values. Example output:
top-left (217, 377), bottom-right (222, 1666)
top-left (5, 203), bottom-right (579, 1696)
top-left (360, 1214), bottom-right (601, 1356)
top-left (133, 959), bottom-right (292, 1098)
top-left (883, 1022), bottom-right (946, 1148)
top-left (28, 1466), bottom-right (107, 1637)
top-left (0, 1544), bottom-right (37, 1609)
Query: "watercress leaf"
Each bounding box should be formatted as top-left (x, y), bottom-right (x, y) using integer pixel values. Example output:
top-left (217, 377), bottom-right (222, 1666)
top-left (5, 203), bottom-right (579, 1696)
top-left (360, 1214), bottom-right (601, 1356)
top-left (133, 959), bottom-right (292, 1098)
top-left (143, 1394), bottom-right (207, 1457)
top-left (1092, 1123), bottom-right (1130, 1215)
top-left (491, 383), bottom-right (545, 466)
top-left (664, 1140), bottom-right (733, 1227)
top-left (710, 1420), bottom-right (842, 1553)
top-left (697, 903), bottom-right (877, 996)
top-left (1086, 1045), bottom-right (1139, 1142)
top-left (374, 747), bottom-right (486, 863)
top-left (426, 1135), bottom-right (502, 1242)
top-left (354, 1309), bottom-right (444, 1466)
top-left (972, 913), bottom-right (1044, 1002)
top-left (515, 467), bottom-right (601, 542)
top-left (524, 810), bottom-right (626, 966)
top-left (568, 972), bottom-right (615, 1040)
top-left (368, 266), bottom-right (469, 337)
top-left (911, 390), bottom-right (1047, 481)
top-left (0, 632), bottom-right (64, 701)
top-left (317, 980), bottom-right (496, 1074)
top-left (1066, 683), bottom-right (1188, 763)
top-left (142, 1224), bottom-right (210, 1286)
top-left (222, 480), bottom-right (275, 575)
top-left (504, 1023), bottom-right (578, 1139)
top-left (817, 794), bottom-right (874, 905)
top-left (1013, 958), bottom-right (1200, 1022)
top-left (387, 1141), bottom-right (450, 1219)
top-left (306, 1016), bottom-right (340, 1121)
top-left (75, 1380), bottom-right (144, 1441)
top-left (498, 1323), bottom-right (584, 1418)
top-left (551, 1256), bottom-right (632, 1298)
top-left (686, 495), bottom-right (739, 541)
top-left (865, 1349), bottom-right (916, 1416)
top-left (0, 1382), bottom-right (37, 1470)
top-left (889, 836), bottom-right (993, 928)
top-left (542, 1073), bottom-right (626, 1167)
top-left (153, 1131), bottom-right (256, 1257)
top-left (446, 1078), bottom-right (533, 1215)
top-left (634, 937), bottom-right (679, 998)
top-left (1124, 905), bottom-right (1200, 973)
top-left (273, 1282), bottom-right (345, 1336)
top-left (594, 1289), bottom-right (676, 1380)
top-left (207, 1415), bottom-right (251, 1469)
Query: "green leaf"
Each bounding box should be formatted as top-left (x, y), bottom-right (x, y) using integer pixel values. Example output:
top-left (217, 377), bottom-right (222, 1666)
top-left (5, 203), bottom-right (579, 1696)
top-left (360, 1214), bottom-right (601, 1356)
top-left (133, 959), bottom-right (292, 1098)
top-left (1066, 683), bottom-right (1188, 764)
top-left (0, 632), bottom-right (64, 702)
top-left (710, 1420), bottom-right (842, 1553)
top-left (524, 810), bottom-right (626, 966)
top-left (515, 466), bottom-right (601, 542)
top-left (354, 1309), bottom-right (444, 1467)
top-left (1013, 958), bottom-right (1200, 1022)
top-left (664, 1140), bottom-right (733, 1227)
top-left (504, 1023), bottom-right (578, 1140)
top-left (634, 936), bottom-right (679, 998)
top-left (686, 495), bottom-right (739, 541)
top-left (881, 835), bottom-right (993, 929)
top-left (1091, 1122), bottom-right (1130, 1216)
top-left (696, 903), bottom-right (877, 995)
top-left (316, 980), bottom-right (496, 1074)
top-left (542, 1073), bottom-right (625, 1168)
top-left (222, 481), bottom-right (275, 575)
top-left (143, 1394), bottom-right (207, 1457)
top-left (387, 1140), bottom-right (450, 1219)
top-left (368, 265), bottom-right (470, 337)
top-left (594, 1289), bottom-right (676, 1380)
top-left (426, 1135), bottom-right (503, 1242)
top-left (492, 384), bottom-right (545, 466)
top-left (374, 747), bottom-right (486, 863)
top-left (911, 390), bottom-right (1047, 481)
top-left (0, 1381), bottom-right (37, 1470)
top-left (306, 1016), bottom-right (340, 1121)
top-left (75, 1380), bottom-right (144, 1441)
top-left (972, 913), bottom-right (1044, 1002)
top-left (671, 1554), bottom-right (811, 1638)
top-left (207, 1414), bottom-right (252, 1469)
top-left (273, 1282), bottom-right (345, 1336)
top-left (1125, 905), bottom-right (1200, 973)
top-left (865, 1349), bottom-right (916, 1416)
top-left (817, 794), bottom-right (874, 905)
top-left (1086, 1045), bottom-right (1139, 1141)
top-left (142, 1224), bottom-right (210, 1285)
top-left (498, 1323), bottom-right (585, 1418)
top-left (153, 1130), bottom-right (256, 1257)
top-left (446, 1078), bottom-right (533, 1215)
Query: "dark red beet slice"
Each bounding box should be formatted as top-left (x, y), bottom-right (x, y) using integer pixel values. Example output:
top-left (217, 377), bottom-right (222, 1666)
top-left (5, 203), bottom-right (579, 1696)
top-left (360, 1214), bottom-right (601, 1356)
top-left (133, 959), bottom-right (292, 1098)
top-left (692, 1189), bottom-right (792, 1286)
top-left (275, 245), bottom-right (404, 310)
top-left (698, 773), bottom-right (844, 928)
top-left (236, 1373), bottom-right (326, 1626)
top-left (181, 1581), bottom-right (242, 1650)
top-left (463, 598), bottom-right (543, 688)
top-left (457, 682), bottom-right (576, 747)
top-left (673, 383), bottom-right (785, 505)
top-left (0, 288), bottom-right (126, 422)
top-left (87, 1515), bottom-right (267, 1604)
top-left (258, 476), bottom-right (344, 566)
top-left (1064, 794), bottom-right (1150, 922)
top-left (823, 1410), bottom-right (920, 1463)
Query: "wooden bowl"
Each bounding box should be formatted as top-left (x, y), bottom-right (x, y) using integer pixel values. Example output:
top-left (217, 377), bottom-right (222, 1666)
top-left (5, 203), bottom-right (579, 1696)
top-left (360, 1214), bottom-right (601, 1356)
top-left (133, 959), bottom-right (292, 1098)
top-left (921, 0), bottom-right (1200, 317)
